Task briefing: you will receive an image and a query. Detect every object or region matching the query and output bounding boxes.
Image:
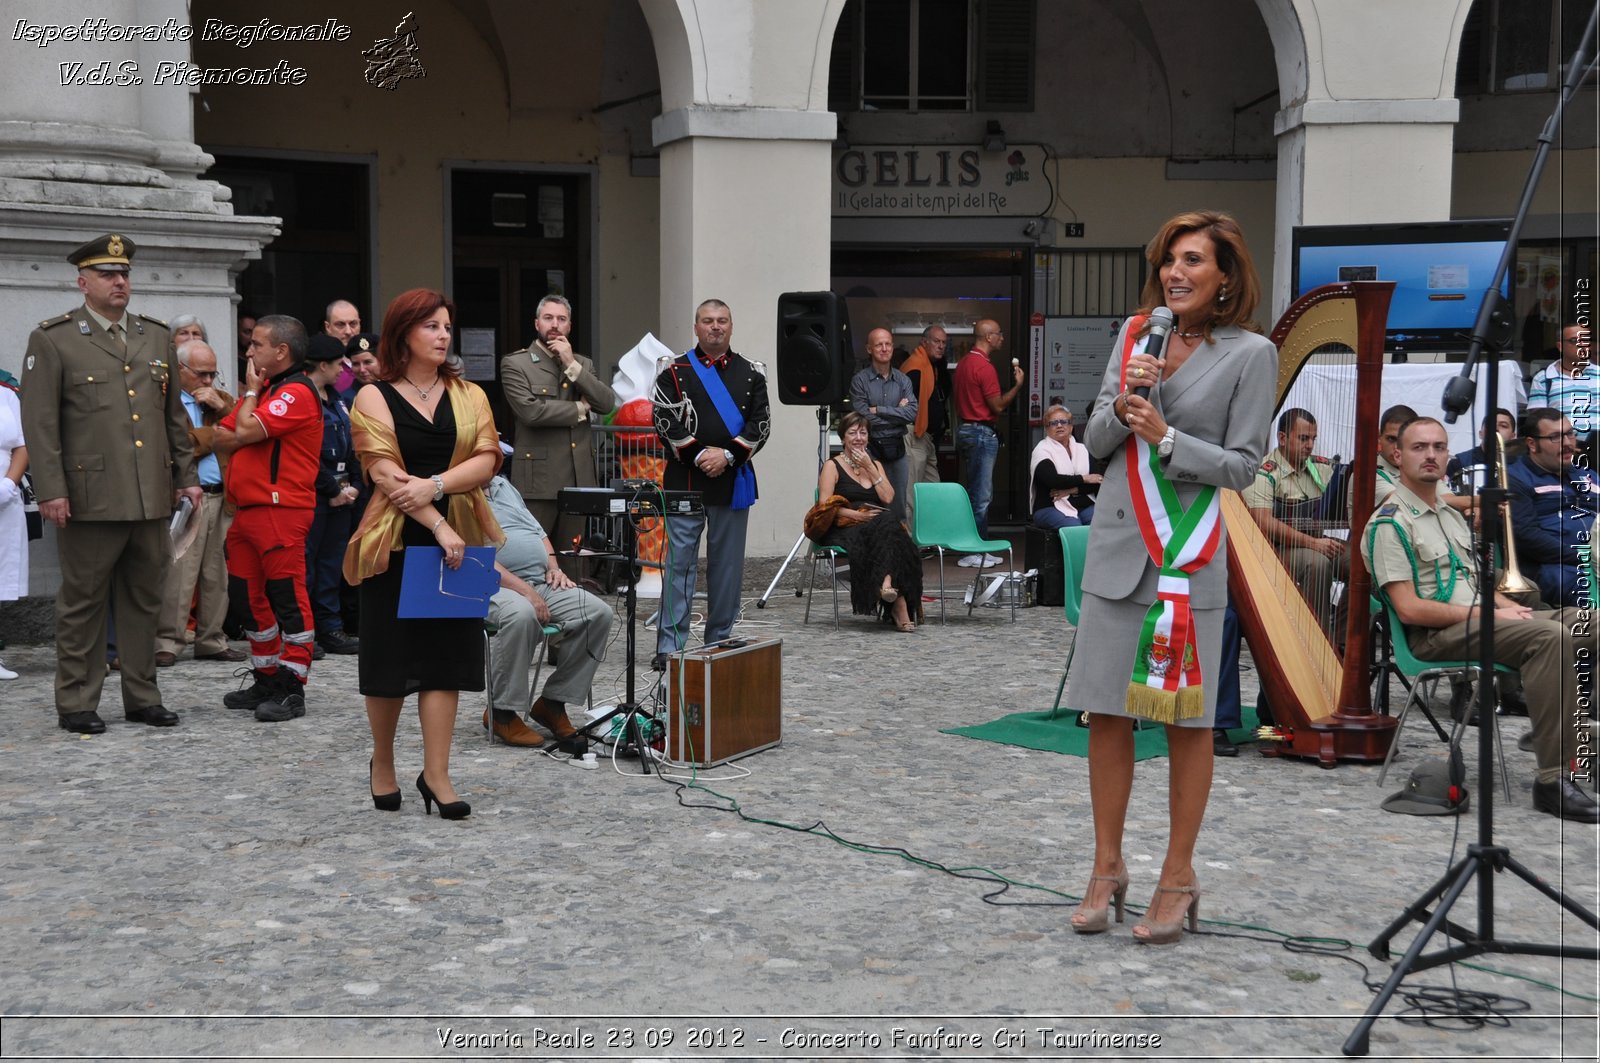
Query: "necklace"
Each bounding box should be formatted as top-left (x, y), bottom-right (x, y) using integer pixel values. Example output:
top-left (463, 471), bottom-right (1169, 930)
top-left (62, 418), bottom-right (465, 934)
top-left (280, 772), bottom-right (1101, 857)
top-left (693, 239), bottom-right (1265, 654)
top-left (1176, 329), bottom-right (1205, 340)
top-left (405, 374), bottom-right (441, 401)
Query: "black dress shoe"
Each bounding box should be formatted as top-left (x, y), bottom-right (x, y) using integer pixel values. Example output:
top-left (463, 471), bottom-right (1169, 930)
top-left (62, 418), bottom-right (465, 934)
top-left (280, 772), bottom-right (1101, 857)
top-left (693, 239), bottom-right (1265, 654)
top-left (58, 711), bottom-right (106, 734)
top-left (1517, 729), bottom-right (1534, 753)
top-left (1496, 690), bottom-right (1529, 717)
top-left (1212, 728), bottom-right (1239, 757)
top-left (1531, 777), bottom-right (1600, 823)
top-left (317, 630), bottom-right (360, 655)
top-left (650, 652), bottom-right (668, 672)
top-left (311, 643), bottom-right (326, 661)
top-left (125, 704), bottom-right (180, 727)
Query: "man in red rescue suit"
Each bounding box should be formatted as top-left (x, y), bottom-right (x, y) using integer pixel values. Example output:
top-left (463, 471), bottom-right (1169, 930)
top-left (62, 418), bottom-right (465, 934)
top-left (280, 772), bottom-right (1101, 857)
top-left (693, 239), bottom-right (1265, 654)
top-left (212, 315), bottom-right (324, 722)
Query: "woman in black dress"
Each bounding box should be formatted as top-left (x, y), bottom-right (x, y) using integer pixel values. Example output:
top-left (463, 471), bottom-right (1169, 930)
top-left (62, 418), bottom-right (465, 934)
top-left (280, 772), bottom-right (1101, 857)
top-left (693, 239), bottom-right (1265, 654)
top-left (814, 412), bottom-right (922, 631)
top-left (344, 289), bottom-right (504, 819)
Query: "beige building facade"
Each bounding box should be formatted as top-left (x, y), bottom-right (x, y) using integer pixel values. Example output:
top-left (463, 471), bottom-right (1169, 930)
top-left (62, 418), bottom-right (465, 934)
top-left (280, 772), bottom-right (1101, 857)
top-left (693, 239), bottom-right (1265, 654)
top-left (1, 0), bottom-right (1594, 601)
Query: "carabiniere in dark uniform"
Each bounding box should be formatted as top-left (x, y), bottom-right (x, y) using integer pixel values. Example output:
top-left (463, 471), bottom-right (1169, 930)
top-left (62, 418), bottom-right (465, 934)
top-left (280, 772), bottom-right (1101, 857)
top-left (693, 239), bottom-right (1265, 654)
top-left (20, 233), bottom-right (199, 733)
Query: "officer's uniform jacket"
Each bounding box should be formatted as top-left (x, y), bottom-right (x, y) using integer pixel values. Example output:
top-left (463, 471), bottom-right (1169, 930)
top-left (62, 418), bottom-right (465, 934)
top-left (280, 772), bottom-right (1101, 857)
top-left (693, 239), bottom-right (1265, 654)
top-left (21, 305), bottom-right (197, 520)
top-left (501, 340), bottom-right (617, 501)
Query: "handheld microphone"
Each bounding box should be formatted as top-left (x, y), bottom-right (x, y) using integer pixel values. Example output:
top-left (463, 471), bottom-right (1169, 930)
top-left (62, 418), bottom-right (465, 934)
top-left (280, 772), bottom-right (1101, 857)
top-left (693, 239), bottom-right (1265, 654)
top-left (1135, 307), bottom-right (1175, 401)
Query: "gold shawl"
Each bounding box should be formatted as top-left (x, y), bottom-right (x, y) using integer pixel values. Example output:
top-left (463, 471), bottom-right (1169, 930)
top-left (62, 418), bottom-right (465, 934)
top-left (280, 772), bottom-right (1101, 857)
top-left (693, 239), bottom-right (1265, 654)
top-left (342, 379), bottom-right (506, 584)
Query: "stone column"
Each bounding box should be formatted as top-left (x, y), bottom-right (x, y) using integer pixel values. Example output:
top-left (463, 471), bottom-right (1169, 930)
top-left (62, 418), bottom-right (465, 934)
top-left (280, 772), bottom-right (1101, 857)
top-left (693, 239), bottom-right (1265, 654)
top-left (1259, 0), bottom-right (1467, 317)
top-left (640, 0), bottom-right (844, 556)
top-left (0, 0), bottom-right (279, 603)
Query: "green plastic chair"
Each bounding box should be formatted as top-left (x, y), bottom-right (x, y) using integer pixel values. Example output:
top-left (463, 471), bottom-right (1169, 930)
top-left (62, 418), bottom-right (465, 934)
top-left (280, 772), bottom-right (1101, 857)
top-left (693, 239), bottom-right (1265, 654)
top-left (1048, 526), bottom-right (1092, 718)
top-left (911, 482), bottom-right (1016, 624)
top-left (802, 486), bottom-right (849, 629)
top-left (1375, 594), bottom-right (1511, 799)
top-left (803, 541), bottom-right (848, 628)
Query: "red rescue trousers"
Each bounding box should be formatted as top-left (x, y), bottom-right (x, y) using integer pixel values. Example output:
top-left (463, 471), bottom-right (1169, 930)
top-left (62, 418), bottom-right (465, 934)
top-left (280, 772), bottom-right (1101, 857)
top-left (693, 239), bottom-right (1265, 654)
top-left (226, 506), bottom-right (316, 683)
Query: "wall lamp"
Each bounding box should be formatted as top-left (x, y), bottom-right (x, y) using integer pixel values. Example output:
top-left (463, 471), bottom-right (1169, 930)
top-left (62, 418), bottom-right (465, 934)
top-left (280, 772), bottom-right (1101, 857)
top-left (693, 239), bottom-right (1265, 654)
top-left (982, 120), bottom-right (1006, 152)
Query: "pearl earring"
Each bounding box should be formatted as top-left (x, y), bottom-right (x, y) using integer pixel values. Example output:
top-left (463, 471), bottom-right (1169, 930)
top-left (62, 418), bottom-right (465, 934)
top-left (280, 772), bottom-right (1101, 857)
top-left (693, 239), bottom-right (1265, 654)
top-left (1217, 286), bottom-right (1228, 303)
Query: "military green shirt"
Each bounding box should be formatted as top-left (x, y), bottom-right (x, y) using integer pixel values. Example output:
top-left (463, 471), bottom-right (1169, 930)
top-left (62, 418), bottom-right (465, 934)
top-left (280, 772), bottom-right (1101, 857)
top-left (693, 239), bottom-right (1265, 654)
top-left (1373, 454), bottom-right (1402, 505)
top-left (1241, 445), bottom-right (1328, 511)
top-left (1361, 481), bottom-right (1478, 608)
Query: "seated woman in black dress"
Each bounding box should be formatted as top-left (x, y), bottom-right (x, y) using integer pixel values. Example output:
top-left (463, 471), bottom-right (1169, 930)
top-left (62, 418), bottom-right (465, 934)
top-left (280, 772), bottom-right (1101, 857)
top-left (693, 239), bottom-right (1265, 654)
top-left (1029, 404), bottom-right (1100, 529)
top-left (344, 288), bottom-right (504, 820)
top-left (813, 412), bottom-right (923, 632)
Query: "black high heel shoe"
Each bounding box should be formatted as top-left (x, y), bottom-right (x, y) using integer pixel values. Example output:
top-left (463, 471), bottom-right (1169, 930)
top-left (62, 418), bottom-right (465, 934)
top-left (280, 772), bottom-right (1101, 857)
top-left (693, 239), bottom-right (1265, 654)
top-left (370, 758), bottom-right (401, 812)
top-left (415, 772), bottom-right (470, 820)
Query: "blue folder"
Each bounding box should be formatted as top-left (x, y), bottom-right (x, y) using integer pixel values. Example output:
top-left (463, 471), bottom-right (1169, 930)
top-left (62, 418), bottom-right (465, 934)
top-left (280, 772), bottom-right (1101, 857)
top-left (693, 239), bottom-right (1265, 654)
top-left (397, 546), bottom-right (500, 618)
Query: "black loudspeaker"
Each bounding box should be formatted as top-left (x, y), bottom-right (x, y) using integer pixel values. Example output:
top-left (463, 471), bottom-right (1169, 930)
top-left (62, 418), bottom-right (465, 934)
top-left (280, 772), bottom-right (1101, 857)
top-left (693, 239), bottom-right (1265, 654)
top-left (776, 290), bottom-right (852, 405)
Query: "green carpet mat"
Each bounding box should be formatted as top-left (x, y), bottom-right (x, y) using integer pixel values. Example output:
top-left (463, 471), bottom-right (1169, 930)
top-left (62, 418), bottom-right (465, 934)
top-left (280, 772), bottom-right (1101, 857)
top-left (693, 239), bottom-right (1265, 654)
top-left (943, 707), bottom-right (1261, 761)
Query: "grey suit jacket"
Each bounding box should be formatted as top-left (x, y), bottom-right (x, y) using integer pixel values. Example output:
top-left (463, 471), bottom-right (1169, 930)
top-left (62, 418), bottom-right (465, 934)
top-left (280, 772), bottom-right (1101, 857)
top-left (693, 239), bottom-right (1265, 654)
top-left (1081, 319), bottom-right (1277, 607)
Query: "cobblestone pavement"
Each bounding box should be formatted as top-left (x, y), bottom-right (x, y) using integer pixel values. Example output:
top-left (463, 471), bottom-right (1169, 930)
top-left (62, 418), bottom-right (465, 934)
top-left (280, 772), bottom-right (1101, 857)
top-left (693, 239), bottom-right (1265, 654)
top-left (0, 556), bottom-right (1595, 1061)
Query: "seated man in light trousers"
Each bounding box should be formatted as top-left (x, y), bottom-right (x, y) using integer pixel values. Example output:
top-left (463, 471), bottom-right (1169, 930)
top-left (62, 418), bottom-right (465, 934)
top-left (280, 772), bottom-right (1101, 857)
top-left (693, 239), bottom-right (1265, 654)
top-left (484, 474), bottom-right (612, 751)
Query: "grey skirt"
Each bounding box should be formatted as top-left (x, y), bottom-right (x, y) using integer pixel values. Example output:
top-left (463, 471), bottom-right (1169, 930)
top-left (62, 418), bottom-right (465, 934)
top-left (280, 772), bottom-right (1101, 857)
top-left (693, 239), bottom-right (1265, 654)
top-left (1068, 590), bottom-right (1225, 729)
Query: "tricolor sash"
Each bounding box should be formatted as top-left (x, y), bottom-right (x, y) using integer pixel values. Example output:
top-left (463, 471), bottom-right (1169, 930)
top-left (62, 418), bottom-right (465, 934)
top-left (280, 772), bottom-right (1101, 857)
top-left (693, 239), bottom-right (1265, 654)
top-left (1118, 318), bottom-right (1224, 723)
top-left (687, 350), bottom-right (756, 510)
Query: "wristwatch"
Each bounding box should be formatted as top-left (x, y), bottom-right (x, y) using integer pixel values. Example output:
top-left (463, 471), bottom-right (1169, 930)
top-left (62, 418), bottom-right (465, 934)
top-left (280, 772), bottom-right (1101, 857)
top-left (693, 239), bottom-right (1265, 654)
top-left (722, 448), bottom-right (734, 465)
top-left (431, 475), bottom-right (445, 502)
top-left (1157, 426), bottom-right (1177, 459)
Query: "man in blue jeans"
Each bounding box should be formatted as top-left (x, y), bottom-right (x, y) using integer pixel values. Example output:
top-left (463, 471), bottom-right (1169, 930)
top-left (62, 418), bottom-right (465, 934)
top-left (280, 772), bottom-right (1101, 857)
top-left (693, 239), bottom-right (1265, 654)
top-left (953, 319), bottom-right (1023, 567)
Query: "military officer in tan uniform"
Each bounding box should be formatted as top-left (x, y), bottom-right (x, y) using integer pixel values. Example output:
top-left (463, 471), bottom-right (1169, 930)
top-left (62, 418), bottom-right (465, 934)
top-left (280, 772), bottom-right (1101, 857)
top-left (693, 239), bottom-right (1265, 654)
top-left (501, 295), bottom-right (616, 551)
top-left (1242, 407), bottom-right (1345, 637)
top-left (20, 234), bottom-right (202, 734)
top-left (1362, 417), bottom-right (1598, 823)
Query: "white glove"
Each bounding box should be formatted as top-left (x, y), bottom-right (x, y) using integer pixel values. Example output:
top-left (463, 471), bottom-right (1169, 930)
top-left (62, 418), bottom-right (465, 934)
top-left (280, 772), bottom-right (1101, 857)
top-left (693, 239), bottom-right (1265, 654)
top-left (0, 479), bottom-right (19, 507)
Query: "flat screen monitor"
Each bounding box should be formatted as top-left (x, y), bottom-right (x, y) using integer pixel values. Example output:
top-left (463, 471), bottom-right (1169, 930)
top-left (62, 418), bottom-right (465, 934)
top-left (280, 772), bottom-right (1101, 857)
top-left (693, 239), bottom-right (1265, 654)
top-left (1291, 219), bottom-right (1513, 351)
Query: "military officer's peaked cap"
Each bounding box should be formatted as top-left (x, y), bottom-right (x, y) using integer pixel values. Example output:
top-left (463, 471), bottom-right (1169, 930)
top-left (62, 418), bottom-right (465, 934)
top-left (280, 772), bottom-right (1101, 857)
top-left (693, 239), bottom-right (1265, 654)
top-left (345, 332), bottom-right (379, 357)
top-left (68, 233), bottom-right (135, 273)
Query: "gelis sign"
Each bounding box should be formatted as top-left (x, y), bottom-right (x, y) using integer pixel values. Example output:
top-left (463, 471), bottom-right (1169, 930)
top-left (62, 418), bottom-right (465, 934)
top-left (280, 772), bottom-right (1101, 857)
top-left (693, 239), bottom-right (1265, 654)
top-left (832, 144), bottom-right (1050, 218)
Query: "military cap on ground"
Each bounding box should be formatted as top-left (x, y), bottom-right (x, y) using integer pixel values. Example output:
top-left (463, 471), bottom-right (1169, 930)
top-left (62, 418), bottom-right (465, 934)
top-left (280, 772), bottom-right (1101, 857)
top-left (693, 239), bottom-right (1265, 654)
top-left (305, 335), bottom-right (347, 363)
top-left (1381, 757), bottom-right (1470, 816)
top-left (68, 233), bottom-right (135, 273)
top-left (345, 332), bottom-right (378, 357)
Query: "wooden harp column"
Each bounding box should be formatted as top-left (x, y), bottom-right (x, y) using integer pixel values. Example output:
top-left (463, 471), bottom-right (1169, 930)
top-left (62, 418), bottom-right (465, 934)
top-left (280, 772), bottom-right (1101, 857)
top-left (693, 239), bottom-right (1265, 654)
top-left (1223, 281), bottom-right (1398, 766)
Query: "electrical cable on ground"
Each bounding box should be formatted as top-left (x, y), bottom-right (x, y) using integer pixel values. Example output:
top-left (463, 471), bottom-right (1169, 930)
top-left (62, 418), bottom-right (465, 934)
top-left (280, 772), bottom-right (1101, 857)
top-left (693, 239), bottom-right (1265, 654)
top-left (633, 748), bottom-right (1587, 1017)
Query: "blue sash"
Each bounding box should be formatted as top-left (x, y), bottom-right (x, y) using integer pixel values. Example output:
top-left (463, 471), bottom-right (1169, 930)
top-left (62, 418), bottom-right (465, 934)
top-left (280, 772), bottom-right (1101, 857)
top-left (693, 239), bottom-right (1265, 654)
top-left (686, 350), bottom-right (756, 510)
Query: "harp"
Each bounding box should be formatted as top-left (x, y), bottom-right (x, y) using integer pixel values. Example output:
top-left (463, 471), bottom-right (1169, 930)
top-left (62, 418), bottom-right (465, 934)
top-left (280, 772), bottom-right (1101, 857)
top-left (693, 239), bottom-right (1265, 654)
top-left (1223, 281), bottom-right (1398, 766)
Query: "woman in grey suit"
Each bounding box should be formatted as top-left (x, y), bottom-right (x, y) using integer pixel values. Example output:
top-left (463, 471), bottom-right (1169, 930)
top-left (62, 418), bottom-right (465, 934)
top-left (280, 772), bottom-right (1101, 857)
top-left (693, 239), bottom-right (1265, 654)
top-left (1068, 212), bottom-right (1276, 943)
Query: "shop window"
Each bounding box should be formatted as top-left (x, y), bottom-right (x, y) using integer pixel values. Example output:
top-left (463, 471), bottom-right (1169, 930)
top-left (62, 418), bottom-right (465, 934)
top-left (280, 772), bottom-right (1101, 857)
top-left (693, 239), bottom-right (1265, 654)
top-left (829, 0), bottom-right (1034, 113)
top-left (1457, 0), bottom-right (1595, 94)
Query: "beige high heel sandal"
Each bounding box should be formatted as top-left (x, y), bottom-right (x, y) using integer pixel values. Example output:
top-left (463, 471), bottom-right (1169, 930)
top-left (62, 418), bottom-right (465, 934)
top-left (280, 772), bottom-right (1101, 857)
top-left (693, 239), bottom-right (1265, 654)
top-left (1070, 869), bottom-right (1129, 934)
top-left (1132, 884), bottom-right (1201, 944)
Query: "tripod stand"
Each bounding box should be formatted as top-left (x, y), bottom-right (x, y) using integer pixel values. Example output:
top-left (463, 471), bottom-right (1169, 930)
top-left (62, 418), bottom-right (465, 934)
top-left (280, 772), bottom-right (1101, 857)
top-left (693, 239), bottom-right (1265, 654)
top-left (1344, 7), bottom-right (1600, 1053)
top-left (756, 406), bottom-right (834, 608)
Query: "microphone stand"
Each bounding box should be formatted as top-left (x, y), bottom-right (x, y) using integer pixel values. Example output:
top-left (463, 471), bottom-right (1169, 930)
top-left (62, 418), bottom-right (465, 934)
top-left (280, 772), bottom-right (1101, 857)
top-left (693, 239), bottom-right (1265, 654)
top-left (574, 489), bottom-right (658, 773)
top-left (1345, 6), bottom-right (1600, 1054)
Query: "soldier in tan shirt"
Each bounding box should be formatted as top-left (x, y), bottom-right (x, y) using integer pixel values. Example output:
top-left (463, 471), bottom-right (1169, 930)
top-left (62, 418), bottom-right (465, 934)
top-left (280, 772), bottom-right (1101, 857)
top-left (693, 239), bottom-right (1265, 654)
top-left (1361, 417), bottom-right (1598, 823)
top-left (1242, 407), bottom-right (1344, 639)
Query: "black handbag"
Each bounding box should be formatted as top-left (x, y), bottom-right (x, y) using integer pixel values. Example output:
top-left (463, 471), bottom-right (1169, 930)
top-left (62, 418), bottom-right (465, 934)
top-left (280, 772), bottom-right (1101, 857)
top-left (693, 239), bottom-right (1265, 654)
top-left (869, 434), bottom-right (906, 463)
